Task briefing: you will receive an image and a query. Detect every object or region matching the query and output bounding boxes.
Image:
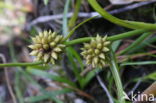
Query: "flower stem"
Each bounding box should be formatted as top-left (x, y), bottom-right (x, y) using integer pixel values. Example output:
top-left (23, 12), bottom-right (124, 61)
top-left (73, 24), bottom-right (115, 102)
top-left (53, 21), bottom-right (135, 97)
top-left (64, 29), bottom-right (147, 46)
top-left (0, 61), bottom-right (42, 67)
top-left (109, 47), bottom-right (125, 103)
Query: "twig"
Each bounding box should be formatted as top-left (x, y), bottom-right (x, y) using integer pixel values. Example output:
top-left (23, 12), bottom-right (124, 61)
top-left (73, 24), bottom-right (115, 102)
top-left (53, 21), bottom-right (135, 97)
top-left (96, 73), bottom-right (114, 103)
top-left (26, 0), bottom-right (156, 30)
top-left (0, 54), bottom-right (17, 103)
top-left (80, 65), bottom-right (92, 76)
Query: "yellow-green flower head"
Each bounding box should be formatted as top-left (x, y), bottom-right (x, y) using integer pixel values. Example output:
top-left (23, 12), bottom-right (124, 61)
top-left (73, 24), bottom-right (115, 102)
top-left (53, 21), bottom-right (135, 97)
top-left (28, 30), bottom-right (65, 64)
top-left (81, 35), bottom-right (111, 68)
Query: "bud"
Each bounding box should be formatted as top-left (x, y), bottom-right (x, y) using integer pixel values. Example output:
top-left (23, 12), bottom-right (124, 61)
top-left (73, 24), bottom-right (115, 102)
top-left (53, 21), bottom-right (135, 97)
top-left (81, 35), bottom-right (111, 68)
top-left (28, 30), bottom-right (65, 64)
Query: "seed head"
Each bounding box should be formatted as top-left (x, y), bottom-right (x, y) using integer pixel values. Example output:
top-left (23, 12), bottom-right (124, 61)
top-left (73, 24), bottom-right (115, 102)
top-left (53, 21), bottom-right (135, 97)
top-left (28, 30), bottom-right (65, 64)
top-left (81, 35), bottom-right (111, 68)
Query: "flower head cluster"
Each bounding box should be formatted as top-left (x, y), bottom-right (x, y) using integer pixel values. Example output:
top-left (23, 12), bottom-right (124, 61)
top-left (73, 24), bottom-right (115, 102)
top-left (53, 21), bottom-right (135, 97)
top-left (81, 35), bottom-right (111, 68)
top-left (28, 31), bottom-right (65, 64)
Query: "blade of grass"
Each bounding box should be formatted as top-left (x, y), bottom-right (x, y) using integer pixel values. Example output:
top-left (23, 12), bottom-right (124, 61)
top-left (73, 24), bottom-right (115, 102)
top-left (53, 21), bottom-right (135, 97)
top-left (134, 72), bottom-right (156, 82)
top-left (82, 68), bottom-right (101, 88)
top-left (121, 61), bottom-right (156, 66)
top-left (87, 0), bottom-right (136, 29)
top-left (9, 41), bottom-right (24, 103)
top-left (0, 61), bottom-right (42, 67)
top-left (14, 71), bottom-right (24, 103)
top-left (66, 47), bottom-right (83, 88)
top-left (88, 0), bottom-right (156, 30)
top-left (67, 47), bottom-right (84, 71)
top-left (112, 40), bottom-right (121, 52)
top-left (43, 0), bottom-right (49, 5)
top-left (25, 88), bottom-right (71, 103)
top-left (63, 16), bottom-right (97, 41)
top-left (68, 0), bottom-right (82, 29)
top-left (25, 66), bottom-right (68, 103)
top-left (27, 68), bottom-right (76, 87)
top-left (127, 36), bottom-right (156, 54)
top-left (119, 32), bottom-right (153, 55)
top-left (62, 0), bottom-right (71, 36)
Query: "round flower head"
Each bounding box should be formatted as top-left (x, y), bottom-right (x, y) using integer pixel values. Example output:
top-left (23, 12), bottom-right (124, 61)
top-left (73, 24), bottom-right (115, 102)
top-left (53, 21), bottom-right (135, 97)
top-left (81, 35), bottom-right (111, 68)
top-left (28, 31), bottom-right (65, 64)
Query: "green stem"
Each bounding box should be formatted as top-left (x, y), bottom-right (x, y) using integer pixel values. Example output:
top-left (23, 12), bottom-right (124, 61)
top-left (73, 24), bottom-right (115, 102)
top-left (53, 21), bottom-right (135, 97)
top-left (64, 16), bottom-right (97, 41)
top-left (68, 0), bottom-right (82, 29)
top-left (0, 61), bottom-right (42, 67)
top-left (64, 29), bottom-right (147, 46)
top-left (87, 0), bottom-right (156, 30)
top-left (109, 47), bottom-right (125, 103)
top-left (119, 32), bottom-right (153, 55)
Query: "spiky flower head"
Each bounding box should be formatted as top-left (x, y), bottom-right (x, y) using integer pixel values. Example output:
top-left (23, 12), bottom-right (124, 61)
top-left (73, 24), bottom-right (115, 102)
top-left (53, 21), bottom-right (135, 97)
top-left (81, 35), bottom-right (111, 68)
top-left (28, 30), bottom-right (65, 64)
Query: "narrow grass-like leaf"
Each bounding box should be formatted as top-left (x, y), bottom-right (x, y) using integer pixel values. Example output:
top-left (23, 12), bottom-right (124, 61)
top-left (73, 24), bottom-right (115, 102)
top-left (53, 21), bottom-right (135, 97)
top-left (121, 61), bottom-right (156, 66)
top-left (88, 0), bottom-right (156, 30)
top-left (68, 0), bottom-right (82, 29)
top-left (111, 40), bottom-right (121, 52)
top-left (62, 0), bottom-right (71, 36)
top-left (43, 0), bottom-right (49, 5)
top-left (27, 68), bottom-right (76, 87)
top-left (67, 47), bottom-right (84, 71)
top-left (128, 36), bottom-right (156, 53)
top-left (119, 32), bottom-right (152, 55)
top-left (64, 16), bottom-right (97, 41)
top-left (25, 88), bottom-right (71, 103)
top-left (134, 72), bottom-right (156, 82)
top-left (82, 68), bottom-right (101, 88)
top-left (66, 47), bottom-right (83, 87)
top-left (14, 71), bottom-right (24, 103)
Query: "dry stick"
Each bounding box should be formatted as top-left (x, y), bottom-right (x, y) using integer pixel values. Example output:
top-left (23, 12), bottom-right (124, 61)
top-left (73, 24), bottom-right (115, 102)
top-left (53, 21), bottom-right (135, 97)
top-left (26, 0), bottom-right (156, 30)
top-left (96, 74), bottom-right (114, 103)
top-left (0, 54), bottom-right (17, 103)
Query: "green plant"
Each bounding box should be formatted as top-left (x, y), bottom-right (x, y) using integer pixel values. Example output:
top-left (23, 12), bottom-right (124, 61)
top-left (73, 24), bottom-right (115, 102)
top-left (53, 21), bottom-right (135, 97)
top-left (1, 0), bottom-right (156, 103)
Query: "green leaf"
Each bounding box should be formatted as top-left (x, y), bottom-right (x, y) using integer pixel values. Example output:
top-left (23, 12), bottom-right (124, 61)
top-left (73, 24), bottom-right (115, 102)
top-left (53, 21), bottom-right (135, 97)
top-left (88, 0), bottom-right (156, 30)
top-left (25, 88), bottom-right (71, 103)
top-left (62, 0), bottom-right (71, 36)
top-left (68, 0), bottom-right (82, 28)
top-left (127, 36), bottom-right (156, 54)
top-left (119, 32), bottom-right (152, 55)
top-left (82, 68), bottom-right (100, 88)
top-left (143, 72), bottom-right (156, 80)
top-left (134, 72), bottom-right (156, 82)
top-left (66, 47), bottom-right (83, 87)
top-left (27, 68), bottom-right (76, 87)
top-left (67, 47), bottom-right (84, 71)
top-left (43, 0), bottom-right (49, 5)
top-left (121, 61), bottom-right (156, 66)
top-left (111, 40), bottom-right (121, 52)
top-left (64, 16), bottom-right (97, 41)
